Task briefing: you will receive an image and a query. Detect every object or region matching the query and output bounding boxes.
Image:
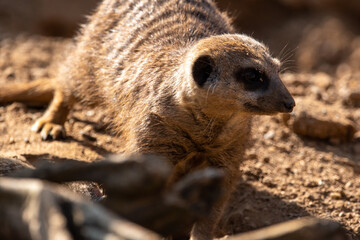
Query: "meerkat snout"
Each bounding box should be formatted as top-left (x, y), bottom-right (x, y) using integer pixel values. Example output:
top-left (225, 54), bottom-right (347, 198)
top-left (283, 96), bottom-right (296, 112)
top-left (267, 75), bottom-right (296, 113)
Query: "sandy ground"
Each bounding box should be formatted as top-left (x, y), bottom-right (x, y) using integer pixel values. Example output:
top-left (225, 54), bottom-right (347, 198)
top-left (0, 34), bottom-right (359, 239)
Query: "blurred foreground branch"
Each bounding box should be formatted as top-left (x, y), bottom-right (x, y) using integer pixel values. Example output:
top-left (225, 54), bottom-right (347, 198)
top-left (0, 177), bottom-right (160, 240)
top-left (8, 154), bottom-right (225, 238)
top-left (225, 217), bottom-right (346, 240)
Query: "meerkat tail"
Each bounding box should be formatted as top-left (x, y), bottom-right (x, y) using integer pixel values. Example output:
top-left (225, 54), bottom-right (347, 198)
top-left (0, 78), bottom-right (54, 105)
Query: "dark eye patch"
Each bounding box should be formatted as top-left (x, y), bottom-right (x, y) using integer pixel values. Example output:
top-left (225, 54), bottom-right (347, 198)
top-left (192, 55), bottom-right (214, 87)
top-left (235, 68), bottom-right (269, 91)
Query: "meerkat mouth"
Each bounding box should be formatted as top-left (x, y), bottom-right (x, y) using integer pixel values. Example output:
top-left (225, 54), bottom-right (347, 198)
top-left (243, 102), bottom-right (293, 115)
top-left (244, 102), bottom-right (263, 112)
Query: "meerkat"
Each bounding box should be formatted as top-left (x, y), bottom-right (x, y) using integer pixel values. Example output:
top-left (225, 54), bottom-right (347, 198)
top-left (0, 0), bottom-right (295, 239)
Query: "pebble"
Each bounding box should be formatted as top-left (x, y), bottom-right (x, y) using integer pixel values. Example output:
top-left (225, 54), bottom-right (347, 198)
top-left (86, 110), bottom-right (95, 117)
top-left (330, 192), bottom-right (343, 200)
top-left (268, 146), bottom-right (276, 152)
top-left (264, 130), bottom-right (275, 140)
top-left (23, 137), bottom-right (30, 144)
top-left (345, 181), bottom-right (353, 188)
top-left (304, 180), bottom-right (318, 188)
top-left (80, 131), bottom-right (97, 142)
top-left (262, 176), bottom-right (277, 188)
top-left (105, 137), bottom-right (112, 144)
top-left (247, 153), bottom-right (258, 160)
top-left (334, 201), bottom-right (344, 209)
top-left (308, 193), bottom-right (321, 201)
top-left (289, 103), bottom-right (356, 142)
top-left (9, 137), bottom-right (15, 144)
top-left (308, 202), bottom-right (316, 207)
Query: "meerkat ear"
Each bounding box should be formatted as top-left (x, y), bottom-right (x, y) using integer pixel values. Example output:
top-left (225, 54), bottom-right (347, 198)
top-left (192, 55), bottom-right (214, 87)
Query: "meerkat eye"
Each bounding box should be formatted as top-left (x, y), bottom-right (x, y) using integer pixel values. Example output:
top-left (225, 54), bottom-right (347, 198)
top-left (235, 68), bottom-right (269, 91)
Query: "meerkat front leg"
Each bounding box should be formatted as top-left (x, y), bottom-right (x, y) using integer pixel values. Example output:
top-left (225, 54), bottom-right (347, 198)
top-left (190, 194), bottom-right (230, 240)
top-left (190, 171), bottom-right (236, 240)
top-left (31, 89), bottom-right (75, 140)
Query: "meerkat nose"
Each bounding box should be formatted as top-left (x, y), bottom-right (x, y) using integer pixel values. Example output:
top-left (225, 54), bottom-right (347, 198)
top-left (283, 98), bottom-right (296, 112)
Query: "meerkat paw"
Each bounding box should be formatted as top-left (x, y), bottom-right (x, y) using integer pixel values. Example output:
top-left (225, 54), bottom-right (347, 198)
top-left (31, 118), bottom-right (65, 140)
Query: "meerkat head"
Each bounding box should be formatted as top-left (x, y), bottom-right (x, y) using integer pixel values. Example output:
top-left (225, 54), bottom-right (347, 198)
top-left (183, 34), bottom-right (295, 116)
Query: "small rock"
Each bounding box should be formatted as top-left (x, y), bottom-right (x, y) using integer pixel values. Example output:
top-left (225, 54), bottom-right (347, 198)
top-left (288, 100), bottom-right (356, 142)
top-left (334, 201), bottom-right (344, 209)
top-left (330, 192), bottom-right (343, 200)
top-left (9, 137), bottom-right (15, 144)
top-left (86, 110), bottom-right (95, 117)
top-left (345, 181), bottom-right (353, 188)
top-left (318, 180), bottom-right (324, 186)
top-left (105, 137), bottom-right (112, 144)
top-left (23, 137), bottom-right (30, 144)
top-left (304, 180), bottom-right (318, 188)
top-left (80, 131), bottom-right (97, 142)
top-left (339, 212), bottom-right (345, 217)
top-left (268, 146), bottom-right (276, 152)
top-left (264, 130), bottom-right (275, 140)
top-left (262, 176), bottom-right (277, 188)
top-left (247, 153), bottom-right (258, 160)
top-left (308, 202), bottom-right (316, 207)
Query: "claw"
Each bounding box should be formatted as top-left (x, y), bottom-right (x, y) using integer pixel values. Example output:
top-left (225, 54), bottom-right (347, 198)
top-left (31, 120), bottom-right (43, 133)
top-left (32, 118), bottom-right (65, 141)
top-left (50, 125), bottom-right (65, 139)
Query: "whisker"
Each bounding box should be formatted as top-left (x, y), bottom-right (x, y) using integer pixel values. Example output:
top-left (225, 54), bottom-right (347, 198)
top-left (205, 83), bottom-right (213, 104)
top-left (279, 46), bottom-right (298, 73)
top-left (278, 43), bottom-right (289, 61)
top-left (211, 82), bottom-right (218, 94)
top-left (279, 45), bottom-right (298, 65)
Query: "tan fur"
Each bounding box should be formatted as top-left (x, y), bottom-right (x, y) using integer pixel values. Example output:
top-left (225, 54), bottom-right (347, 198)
top-left (0, 0), bottom-right (295, 239)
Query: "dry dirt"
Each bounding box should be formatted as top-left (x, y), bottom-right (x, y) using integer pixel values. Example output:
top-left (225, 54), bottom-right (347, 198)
top-left (0, 34), bottom-right (359, 239)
